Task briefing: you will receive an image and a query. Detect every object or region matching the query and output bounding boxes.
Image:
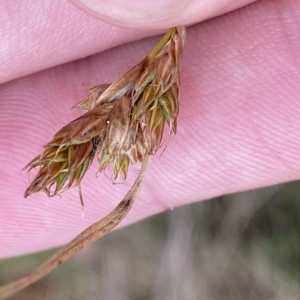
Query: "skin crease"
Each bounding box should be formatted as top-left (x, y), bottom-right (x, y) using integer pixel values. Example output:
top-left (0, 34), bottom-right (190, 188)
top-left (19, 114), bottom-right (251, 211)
top-left (1, 0), bottom-right (300, 258)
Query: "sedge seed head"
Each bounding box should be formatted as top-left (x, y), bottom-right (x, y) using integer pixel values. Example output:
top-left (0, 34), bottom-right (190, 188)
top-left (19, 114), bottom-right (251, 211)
top-left (24, 26), bottom-right (186, 198)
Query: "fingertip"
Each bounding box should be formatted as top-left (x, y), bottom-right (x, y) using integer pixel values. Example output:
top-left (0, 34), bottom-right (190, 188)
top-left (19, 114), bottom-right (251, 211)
top-left (68, 0), bottom-right (256, 29)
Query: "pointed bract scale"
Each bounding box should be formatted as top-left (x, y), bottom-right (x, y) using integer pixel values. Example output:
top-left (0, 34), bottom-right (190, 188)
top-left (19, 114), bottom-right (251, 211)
top-left (132, 66), bottom-right (156, 103)
top-left (113, 154), bottom-right (130, 180)
top-left (106, 95), bottom-right (132, 157)
top-left (93, 61), bottom-right (146, 106)
top-left (145, 102), bottom-right (165, 154)
top-left (74, 84), bottom-right (111, 110)
top-left (132, 85), bottom-right (156, 120)
top-left (154, 54), bottom-right (176, 96)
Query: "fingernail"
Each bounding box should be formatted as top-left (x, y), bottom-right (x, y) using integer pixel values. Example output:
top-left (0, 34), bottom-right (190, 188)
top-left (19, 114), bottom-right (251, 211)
top-left (69, 0), bottom-right (256, 29)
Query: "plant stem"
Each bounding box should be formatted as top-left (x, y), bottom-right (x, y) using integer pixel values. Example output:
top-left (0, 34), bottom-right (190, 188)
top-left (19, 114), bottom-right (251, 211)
top-left (0, 155), bottom-right (150, 299)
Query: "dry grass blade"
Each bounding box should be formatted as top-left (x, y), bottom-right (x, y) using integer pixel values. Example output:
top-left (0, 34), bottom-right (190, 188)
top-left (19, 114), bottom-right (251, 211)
top-left (0, 155), bottom-right (150, 299)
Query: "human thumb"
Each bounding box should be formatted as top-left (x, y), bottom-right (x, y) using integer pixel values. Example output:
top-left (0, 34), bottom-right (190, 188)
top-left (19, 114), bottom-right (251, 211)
top-left (68, 0), bottom-right (256, 29)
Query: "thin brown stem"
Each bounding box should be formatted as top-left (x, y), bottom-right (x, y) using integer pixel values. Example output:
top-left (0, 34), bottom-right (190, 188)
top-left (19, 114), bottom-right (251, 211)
top-left (0, 155), bottom-right (150, 299)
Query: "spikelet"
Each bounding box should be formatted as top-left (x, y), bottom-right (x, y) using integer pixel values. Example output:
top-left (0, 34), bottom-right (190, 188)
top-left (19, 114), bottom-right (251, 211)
top-left (24, 26), bottom-right (186, 198)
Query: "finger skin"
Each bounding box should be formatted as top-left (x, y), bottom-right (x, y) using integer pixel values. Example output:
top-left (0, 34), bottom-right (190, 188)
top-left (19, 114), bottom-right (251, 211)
top-left (1, 0), bottom-right (300, 258)
top-left (0, 0), bottom-right (254, 84)
top-left (0, 0), bottom-right (160, 84)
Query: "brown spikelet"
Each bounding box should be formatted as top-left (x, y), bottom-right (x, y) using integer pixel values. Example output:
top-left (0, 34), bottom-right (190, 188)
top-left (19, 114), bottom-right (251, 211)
top-left (24, 26), bottom-right (186, 197)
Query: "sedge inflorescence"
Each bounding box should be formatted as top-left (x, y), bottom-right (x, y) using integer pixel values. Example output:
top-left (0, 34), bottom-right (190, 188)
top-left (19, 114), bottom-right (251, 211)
top-left (24, 26), bottom-right (186, 198)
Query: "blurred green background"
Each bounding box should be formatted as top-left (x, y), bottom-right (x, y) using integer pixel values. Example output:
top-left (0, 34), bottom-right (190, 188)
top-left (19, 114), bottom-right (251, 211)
top-left (1, 181), bottom-right (300, 300)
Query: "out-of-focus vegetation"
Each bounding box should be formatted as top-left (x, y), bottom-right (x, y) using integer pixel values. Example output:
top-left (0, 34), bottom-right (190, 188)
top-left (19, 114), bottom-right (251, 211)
top-left (1, 181), bottom-right (300, 300)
